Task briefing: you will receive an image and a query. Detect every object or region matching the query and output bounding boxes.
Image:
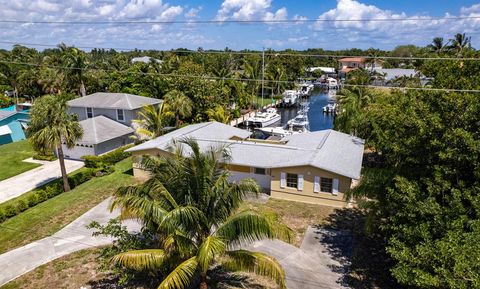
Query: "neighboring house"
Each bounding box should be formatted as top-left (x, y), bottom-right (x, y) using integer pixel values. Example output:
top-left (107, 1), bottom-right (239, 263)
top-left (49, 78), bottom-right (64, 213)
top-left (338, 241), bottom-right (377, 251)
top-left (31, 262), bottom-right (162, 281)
top-left (67, 92), bottom-right (162, 126)
top-left (0, 110), bottom-right (29, 145)
top-left (305, 67), bottom-right (336, 77)
top-left (338, 57), bottom-right (383, 75)
top-left (131, 56), bottom-right (163, 64)
top-left (126, 122), bottom-right (365, 208)
top-left (371, 68), bottom-right (431, 86)
top-left (64, 92), bottom-right (162, 159)
top-left (61, 116), bottom-right (134, 160)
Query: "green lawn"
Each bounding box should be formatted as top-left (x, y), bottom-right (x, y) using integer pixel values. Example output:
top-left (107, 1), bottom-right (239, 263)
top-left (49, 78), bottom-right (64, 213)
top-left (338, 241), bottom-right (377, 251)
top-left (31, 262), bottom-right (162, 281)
top-left (0, 140), bottom-right (40, 181)
top-left (0, 158), bottom-right (137, 254)
top-left (253, 96), bottom-right (279, 108)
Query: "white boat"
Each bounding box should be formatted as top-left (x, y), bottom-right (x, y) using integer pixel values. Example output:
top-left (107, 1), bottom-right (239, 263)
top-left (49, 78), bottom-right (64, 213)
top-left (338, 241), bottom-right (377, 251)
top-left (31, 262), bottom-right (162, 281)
top-left (323, 100), bottom-right (337, 114)
top-left (246, 107), bottom-right (281, 127)
top-left (282, 90), bottom-right (299, 107)
top-left (257, 126), bottom-right (297, 138)
top-left (327, 77), bottom-right (338, 89)
top-left (298, 83), bottom-right (314, 96)
top-left (287, 113), bottom-right (310, 132)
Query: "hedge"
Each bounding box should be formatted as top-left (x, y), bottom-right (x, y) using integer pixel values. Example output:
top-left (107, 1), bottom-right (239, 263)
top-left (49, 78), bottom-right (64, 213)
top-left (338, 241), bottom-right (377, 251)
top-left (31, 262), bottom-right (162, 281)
top-left (82, 144), bottom-right (134, 169)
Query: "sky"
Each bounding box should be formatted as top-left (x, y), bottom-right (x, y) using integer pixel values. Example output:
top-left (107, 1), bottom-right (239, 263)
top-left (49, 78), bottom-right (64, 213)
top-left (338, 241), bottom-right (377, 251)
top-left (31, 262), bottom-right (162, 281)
top-left (0, 0), bottom-right (479, 51)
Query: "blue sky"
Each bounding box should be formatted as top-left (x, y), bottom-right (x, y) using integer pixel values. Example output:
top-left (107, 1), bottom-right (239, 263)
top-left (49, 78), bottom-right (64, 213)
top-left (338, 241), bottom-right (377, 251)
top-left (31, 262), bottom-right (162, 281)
top-left (0, 0), bottom-right (479, 51)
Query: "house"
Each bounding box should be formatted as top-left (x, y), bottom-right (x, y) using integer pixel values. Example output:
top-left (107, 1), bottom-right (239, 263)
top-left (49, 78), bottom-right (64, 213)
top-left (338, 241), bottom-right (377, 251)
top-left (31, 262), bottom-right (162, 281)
top-left (0, 110), bottom-right (30, 145)
top-left (126, 122), bottom-right (365, 208)
top-left (67, 92), bottom-right (162, 126)
top-left (305, 67), bottom-right (336, 77)
top-left (63, 92), bottom-right (162, 159)
top-left (61, 116), bottom-right (134, 159)
top-left (131, 56), bottom-right (163, 64)
top-left (338, 57), bottom-right (383, 75)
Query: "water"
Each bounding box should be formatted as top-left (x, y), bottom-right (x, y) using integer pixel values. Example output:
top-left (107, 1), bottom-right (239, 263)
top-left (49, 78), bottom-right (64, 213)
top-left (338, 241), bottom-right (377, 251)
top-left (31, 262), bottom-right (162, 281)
top-left (276, 91), bottom-right (335, 132)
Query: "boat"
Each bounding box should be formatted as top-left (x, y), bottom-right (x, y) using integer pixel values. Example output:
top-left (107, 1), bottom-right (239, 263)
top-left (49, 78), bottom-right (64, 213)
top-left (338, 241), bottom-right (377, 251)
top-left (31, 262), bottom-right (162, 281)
top-left (323, 100), bottom-right (337, 114)
top-left (298, 83), bottom-right (314, 96)
top-left (287, 113), bottom-right (310, 132)
top-left (327, 77), bottom-right (338, 89)
top-left (256, 126), bottom-right (297, 138)
top-left (282, 90), bottom-right (299, 107)
top-left (246, 107), bottom-right (281, 127)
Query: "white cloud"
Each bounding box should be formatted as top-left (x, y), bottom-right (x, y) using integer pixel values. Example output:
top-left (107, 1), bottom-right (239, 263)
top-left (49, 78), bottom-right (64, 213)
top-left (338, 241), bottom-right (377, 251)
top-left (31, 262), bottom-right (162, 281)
top-left (215, 0), bottom-right (287, 22)
top-left (185, 7), bottom-right (202, 19)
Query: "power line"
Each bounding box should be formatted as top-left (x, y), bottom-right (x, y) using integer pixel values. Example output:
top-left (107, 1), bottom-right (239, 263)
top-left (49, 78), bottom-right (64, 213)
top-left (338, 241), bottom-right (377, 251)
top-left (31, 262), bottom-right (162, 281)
top-left (1, 15), bottom-right (480, 25)
top-left (0, 40), bottom-right (479, 61)
top-left (0, 59), bottom-right (479, 94)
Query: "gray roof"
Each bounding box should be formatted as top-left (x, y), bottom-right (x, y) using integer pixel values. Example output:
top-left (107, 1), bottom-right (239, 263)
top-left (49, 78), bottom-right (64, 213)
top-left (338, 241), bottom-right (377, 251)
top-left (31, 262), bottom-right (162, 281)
top-left (78, 116), bottom-right (134, 145)
top-left (127, 122), bottom-right (364, 179)
top-left (0, 110), bottom-right (16, 121)
top-left (67, 93), bottom-right (162, 110)
top-left (373, 68), bottom-right (418, 81)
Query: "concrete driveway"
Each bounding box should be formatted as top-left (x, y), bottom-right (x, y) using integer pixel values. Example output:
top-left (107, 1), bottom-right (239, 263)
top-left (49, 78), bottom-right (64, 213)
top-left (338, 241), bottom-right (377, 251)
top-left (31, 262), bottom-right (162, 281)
top-left (243, 226), bottom-right (352, 289)
top-left (0, 198), bottom-right (140, 287)
top-left (0, 158), bottom-right (84, 204)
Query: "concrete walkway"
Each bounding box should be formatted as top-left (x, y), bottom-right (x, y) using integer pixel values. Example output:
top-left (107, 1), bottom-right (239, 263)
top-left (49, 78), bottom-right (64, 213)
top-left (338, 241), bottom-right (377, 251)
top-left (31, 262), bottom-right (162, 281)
top-left (0, 198), bottom-right (140, 286)
top-left (0, 158), bottom-right (84, 204)
top-left (244, 226), bottom-right (352, 289)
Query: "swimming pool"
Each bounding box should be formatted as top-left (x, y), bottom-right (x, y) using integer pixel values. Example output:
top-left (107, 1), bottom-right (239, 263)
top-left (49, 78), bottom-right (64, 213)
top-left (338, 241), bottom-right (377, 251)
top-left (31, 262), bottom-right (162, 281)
top-left (0, 105), bottom-right (16, 111)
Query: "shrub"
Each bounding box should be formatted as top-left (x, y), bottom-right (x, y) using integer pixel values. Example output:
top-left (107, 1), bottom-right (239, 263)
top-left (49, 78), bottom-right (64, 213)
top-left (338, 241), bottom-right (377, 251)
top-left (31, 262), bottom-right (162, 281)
top-left (33, 153), bottom-right (57, 161)
top-left (27, 194), bottom-right (39, 207)
top-left (68, 169), bottom-right (95, 188)
top-left (4, 205), bottom-right (17, 218)
top-left (45, 185), bottom-right (58, 198)
top-left (82, 155), bottom-right (102, 168)
top-left (36, 190), bottom-right (48, 203)
top-left (0, 209), bottom-right (5, 222)
top-left (16, 200), bottom-right (28, 213)
top-left (82, 144), bottom-right (133, 169)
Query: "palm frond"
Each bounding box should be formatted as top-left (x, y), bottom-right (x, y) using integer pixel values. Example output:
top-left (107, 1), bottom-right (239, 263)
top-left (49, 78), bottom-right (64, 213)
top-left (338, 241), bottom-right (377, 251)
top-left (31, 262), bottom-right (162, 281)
top-left (111, 249), bottom-right (166, 271)
top-left (223, 250), bottom-right (286, 289)
top-left (157, 257), bottom-right (198, 289)
top-left (196, 236), bottom-right (226, 272)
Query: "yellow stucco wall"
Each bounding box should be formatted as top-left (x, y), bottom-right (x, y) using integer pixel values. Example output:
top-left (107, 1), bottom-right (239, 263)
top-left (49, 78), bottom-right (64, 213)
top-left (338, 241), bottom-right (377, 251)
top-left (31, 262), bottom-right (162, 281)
top-left (270, 166), bottom-right (352, 207)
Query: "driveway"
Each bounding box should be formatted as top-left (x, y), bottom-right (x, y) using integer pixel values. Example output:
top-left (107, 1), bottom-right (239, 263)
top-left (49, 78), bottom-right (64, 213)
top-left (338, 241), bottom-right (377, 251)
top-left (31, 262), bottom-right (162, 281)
top-left (0, 198), bottom-right (140, 287)
top-left (243, 226), bottom-right (353, 289)
top-left (0, 158), bottom-right (84, 204)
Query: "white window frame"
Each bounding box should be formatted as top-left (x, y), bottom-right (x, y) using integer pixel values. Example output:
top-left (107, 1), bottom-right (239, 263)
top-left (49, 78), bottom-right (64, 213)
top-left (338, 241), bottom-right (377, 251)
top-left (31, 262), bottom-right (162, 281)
top-left (116, 109), bottom-right (125, 122)
top-left (86, 107), bottom-right (94, 118)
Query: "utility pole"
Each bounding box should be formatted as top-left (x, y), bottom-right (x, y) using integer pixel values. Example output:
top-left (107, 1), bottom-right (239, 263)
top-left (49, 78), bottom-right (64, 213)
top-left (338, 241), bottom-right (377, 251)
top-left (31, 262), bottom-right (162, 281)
top-left (261, 47), bottom-right (265, 110)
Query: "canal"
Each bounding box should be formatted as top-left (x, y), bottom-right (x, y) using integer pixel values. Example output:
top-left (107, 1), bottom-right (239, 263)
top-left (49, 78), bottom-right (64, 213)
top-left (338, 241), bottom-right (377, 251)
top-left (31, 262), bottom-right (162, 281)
top-left (276, 90), bottom-right (335, 132)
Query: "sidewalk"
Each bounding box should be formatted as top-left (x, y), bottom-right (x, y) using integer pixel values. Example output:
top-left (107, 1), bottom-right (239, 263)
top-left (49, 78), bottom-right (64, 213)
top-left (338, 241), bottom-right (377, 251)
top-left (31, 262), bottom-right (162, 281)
top-left (0, 158), bottom-right (84, 204)
top-left (0, 198), bottom-right (140, 286)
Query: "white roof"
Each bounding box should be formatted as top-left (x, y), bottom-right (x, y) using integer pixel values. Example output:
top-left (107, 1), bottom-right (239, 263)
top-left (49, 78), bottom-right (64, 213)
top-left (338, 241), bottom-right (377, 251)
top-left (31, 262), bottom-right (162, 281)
top-left (78, 116), bottom-right (134, 145)
top-left (0, 125), bottom-right (12, 136)
top-left (307, 67), bottom-right (336, 73)
top-left (373, 68), bottom-right (418, 81)
top-left (131, 56), bottom-right (163, 64)
top-left (67, 92), bottom-right (162, 110)
top-left (127, 122), bottom-right (364, 179)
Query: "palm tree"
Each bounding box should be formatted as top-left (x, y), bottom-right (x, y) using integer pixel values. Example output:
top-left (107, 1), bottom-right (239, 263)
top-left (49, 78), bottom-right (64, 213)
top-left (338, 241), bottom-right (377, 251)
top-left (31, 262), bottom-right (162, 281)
top-left (206, 105), bottom-right (231, 124)
top-left (59, 44), bottom-right (88, 97)
top-left (449, 33), bottom-right (472, 54)
top-left (133, 103), bottom-right (171, 139)
top-left (428, 37), bottom-right (449, 54)
top-left (164, 90), bottom-right (193, 128)
top-left (28, 95), bottom-right (83, 192)
top-left (110, 139), bottom-right (291, 289)
top-left (335, 86), bottom-right (373, 136)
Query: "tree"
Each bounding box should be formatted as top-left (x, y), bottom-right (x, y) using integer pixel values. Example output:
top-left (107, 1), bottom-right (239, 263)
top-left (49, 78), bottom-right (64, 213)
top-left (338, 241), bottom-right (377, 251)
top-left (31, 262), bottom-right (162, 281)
top-left (206, 105), bottom-right (231, 123)
top-left (449, 33), bottom-right (472, 55)
top-left (164, 90), bottom-right (193, 128)
top-left (133, 103), bottom-right (171, 139)
top-left (109, 139), bottom-right (292, 288)
top-left (427, 37), bottom-right (448, 54)
top-left (60, 44), bottom-right (89, 97)
top-left (28, 95), bottom-right (83, 192)
top-left (334, 86), bottom-right (374, 136)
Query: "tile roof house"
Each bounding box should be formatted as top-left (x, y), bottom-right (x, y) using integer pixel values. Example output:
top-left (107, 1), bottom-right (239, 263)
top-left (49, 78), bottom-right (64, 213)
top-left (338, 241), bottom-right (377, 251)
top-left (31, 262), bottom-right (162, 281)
top-left (127, 122), bottom-right (365, 207)
top-left (63, 92), bottom-right (162, 160)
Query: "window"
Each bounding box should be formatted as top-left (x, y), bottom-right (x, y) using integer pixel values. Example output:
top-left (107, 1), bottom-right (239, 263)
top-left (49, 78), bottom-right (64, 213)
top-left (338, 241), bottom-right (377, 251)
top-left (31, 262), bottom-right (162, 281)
top-left (117, 109), bottom-right (125, 122)
top-left (86, 107), bottom-right (93, 118)
top-left (321, 178), bottom-right (333, 193)
top-left (286, 173), bottom-right (298, 188)
top-left (253, 167), bottom-right (266, 175)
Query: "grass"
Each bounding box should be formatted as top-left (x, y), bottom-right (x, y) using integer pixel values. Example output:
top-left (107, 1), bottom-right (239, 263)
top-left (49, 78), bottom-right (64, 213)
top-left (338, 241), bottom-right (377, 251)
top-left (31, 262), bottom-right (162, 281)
top-left (0, 158), bottom-right (136, 254)
top-left (0, 140), bottom-right (40, 181)
top-left (253, 96), bottom-right (279, 108)
top-left (243, 198), bottom-right (336, 246)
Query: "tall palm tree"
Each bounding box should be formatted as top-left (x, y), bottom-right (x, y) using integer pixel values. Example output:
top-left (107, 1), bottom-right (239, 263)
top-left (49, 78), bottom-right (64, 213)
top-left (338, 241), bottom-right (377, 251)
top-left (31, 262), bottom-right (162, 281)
top-left (60, 44), bottom-right (88, 97)
top-left (110, 139), bottom-right (291, 289)
top-left (28, 95), bottom-right (83, 192)
top-left (133, 103), bottom-right (171, 139)
top-left (206, 105), bottom-right (231, 124)
top-left (449, 33), bottom-right (472, 54)
top-left (428, 37), bottom-right (448, 54)
top-left (335, 86), bottom-right (373, 136)
top-left (164, 90), bottom-right (193, 128)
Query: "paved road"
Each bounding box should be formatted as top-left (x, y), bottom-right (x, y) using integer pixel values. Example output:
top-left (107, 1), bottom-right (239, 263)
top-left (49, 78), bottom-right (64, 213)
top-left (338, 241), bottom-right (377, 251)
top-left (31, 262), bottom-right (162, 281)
top-left (243, 226), bottom-right (352, 289)
top-left (0, 158), bottom-right (84, 204)
top-left (0, 198), bottom-right (140, 287)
